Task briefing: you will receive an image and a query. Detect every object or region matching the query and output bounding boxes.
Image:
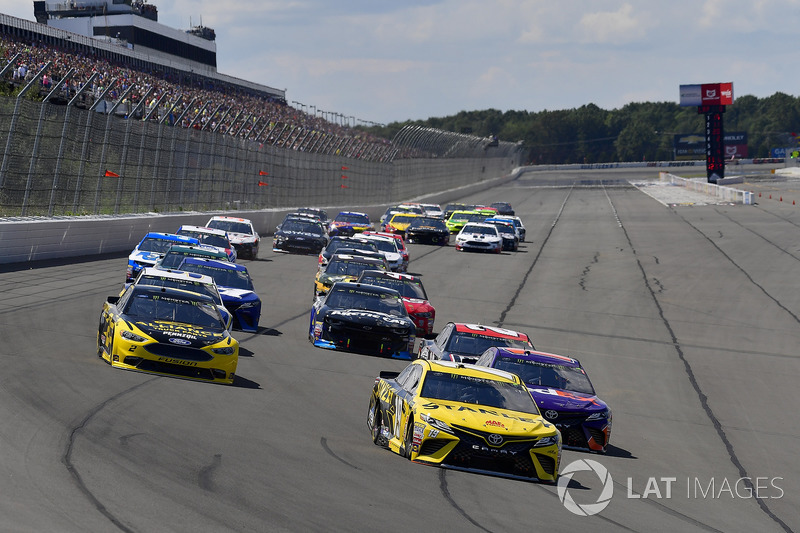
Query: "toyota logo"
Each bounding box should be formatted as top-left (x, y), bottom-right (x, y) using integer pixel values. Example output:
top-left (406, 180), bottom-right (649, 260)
top-left (545, 410), bottom-right (559, 420)
top-left (487, 434), bottom-right (503, 445)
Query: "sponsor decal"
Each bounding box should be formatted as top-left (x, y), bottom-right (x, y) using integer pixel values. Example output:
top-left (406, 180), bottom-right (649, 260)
top-left (485, 420), bottom-right (505, 428)
top-left (169, 338), bottom-right (192, 345)
top-left (157, 357), bottom-right (198, 366)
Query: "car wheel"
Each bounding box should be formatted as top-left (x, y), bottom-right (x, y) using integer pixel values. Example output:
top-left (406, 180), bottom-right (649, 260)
top-left (370, 402), bottom-right (386, 447)
top-left (403, 417), bottom-right (415, 459)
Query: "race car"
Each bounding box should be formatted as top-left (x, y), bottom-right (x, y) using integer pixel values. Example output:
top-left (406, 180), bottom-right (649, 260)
top-left (379, 204), bottom-right (424, 224)
top-left (494, 215), bottom-right (526, 242)
top-left (309, 281), bottom-right (416, 358)
top-left (475, 347), bottom-right (611, 453)
top-left (455, 222), bottom-right (503, 253)
top-left (445, 210), bottom-right (479, 233)
top-left (356, 269), bottom-right (435, 337)
top-left (273, 217), bottom-right (329, 255)
top-left (124, 267), bottom-right (233, 330)
top-left (362, 231), bottom-right (409, 270)
top-left (404, 216), bottom-right (450, 246)
top-left (206, 216), bottom-right (260, 259)
top-left (359, 232), bottom-right (406, 272)
top-left (318, 236), bottom-right (379, 270)
top-left (381, 213), bottom-right (421, 237)
top-left (328, 211), bottom-right (373, 236)
top-left (97, 284), bottom-right (238, 384)
top-left (176, 225), bottom-right (237, 261)
top-left (177, 257), bottom-right (262, 333)
top-left (490, 202), bottom-right (515, 216)
top-left (419, 203), bottom-right (445, 219)
top-left (443, 203), bottom-right (470, 219)
top-left (294, 207), bottom-right (329, 226)
top-left (126, 232), bottom-right (199, 282)
top-left (367, 359), bottom-right (561, 482)
top-left (484, 218), bottom-right (519, 251)
top-left (314, 253), bottom-right (387, 298)
top-left (419, 322), bottom-right (535, 364)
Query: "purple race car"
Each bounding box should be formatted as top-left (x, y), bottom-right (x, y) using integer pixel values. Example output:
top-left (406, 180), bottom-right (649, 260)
top-left (475, 347), bottom-right (611, 453)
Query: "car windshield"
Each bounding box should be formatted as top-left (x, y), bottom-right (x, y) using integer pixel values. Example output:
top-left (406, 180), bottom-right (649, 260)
top-left (207, 220), bottom-right (253, 235)
top-left (462, 225), bottom-right (497, 236)
top-left (326, 259), bottom-right (380, 277)
top-left (448, 213), bottom-right (472, 222)
top-left (137, 275), bottom-right (222, 304)
top-left (325, 288), bottom-right (407, 316)
top-left (282, 220), bottom-right (324, 235)
top-left (326, 240), bottom-right (377, 255)
top-left (389, 215), bottom-right (417, 225)
top-left (124, 292), bottom-right (223, 328)
top-left (446, 332), bottom-right (531, 356)
top-left (365, 239), bottom-right (397, 254)
top-left (466, 213), bottom-right (492, 223)
top-left (178, 230), bottom-right (230, 249)
top-left (160, 250), bottom-right (224, 269)
top-left (138, 237), bottom-right (183, 253)
top-left (410, 217), bottom-right (447, 230)
top-left (179, 263), bottom-right (254, 290)
top-left (493, 356), bottom-right (595, 395)
top-left (491, 224), bottom-right (514, 235)
top-left (335, 213), bottom-right (370, 224)
top-left (420, 371), bottom-right (539, 414)
top-left (359, 275), bottom-right (427, 299)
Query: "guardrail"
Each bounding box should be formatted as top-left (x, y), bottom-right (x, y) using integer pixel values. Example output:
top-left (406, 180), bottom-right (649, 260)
top-left (658, 172), bottom-right (754, 204)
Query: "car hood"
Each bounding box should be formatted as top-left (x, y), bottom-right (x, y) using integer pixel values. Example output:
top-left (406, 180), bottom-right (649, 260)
top-left (326, 309), bottom-right (412, 328)
top-left (403, 299), bottom-right (432, 314)
top-left (527, 387), bottom-right (607, 412)
top-left (131, 320), bottom-right (228, 347)
top-left (460, 232), bottom-right (500, 241)
top-left (130, 250), bottom-right (163, 263)
top-left (278, 230), bottom-right (324, 239)
top-left (218, 287), bottom-right (259, 303)
top-left (418, 400), bottom-right (551, 434)
top-left (227, 232), bottom-right (258, 243)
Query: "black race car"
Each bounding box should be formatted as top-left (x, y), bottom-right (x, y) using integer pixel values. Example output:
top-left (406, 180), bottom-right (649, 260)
top-left (273, 217), bottom-right (329, 255)
top-left (405, 216), bottom-right (450, 246)
top-left (309, 281), bottom-right (416, 358)
top-left (490, 202), bottom-right (515, 216)
top-left (318, 236), bottom-right (379, 269)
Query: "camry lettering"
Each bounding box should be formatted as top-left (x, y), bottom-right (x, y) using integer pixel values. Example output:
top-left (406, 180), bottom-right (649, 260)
top-left (472, 445), bottom-right (518, 456)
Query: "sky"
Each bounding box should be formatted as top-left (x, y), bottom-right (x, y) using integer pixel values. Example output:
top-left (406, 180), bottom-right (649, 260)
top-left (2, 1), bottom-right (799, 126)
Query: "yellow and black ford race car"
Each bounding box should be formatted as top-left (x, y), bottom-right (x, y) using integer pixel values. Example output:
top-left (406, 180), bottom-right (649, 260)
top-left (97, 284), bottom-right (239, 384)
top-left (367, 359), bottom-right (561, 482)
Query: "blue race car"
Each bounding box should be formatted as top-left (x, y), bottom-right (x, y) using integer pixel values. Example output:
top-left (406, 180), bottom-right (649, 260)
top-left (475, 347), bottom-right (611, 453)
top-left (126, 232), bottom-right (199, 282)
top-left (177, 257), bottom-right (261, 333)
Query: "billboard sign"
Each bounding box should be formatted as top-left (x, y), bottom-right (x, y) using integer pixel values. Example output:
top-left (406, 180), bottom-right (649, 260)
top-left (679, 82), bottom-right (734, 106)
top-left (673, 131), bottom-right (747, 160)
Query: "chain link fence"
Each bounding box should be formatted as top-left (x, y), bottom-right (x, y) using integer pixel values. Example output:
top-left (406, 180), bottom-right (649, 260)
top-left (0, 96), bottom-right (523, 217)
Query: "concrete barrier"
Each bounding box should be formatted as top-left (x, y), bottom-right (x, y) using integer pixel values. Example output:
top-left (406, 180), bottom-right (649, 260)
top-left (0, 170), bottom-right (518, 265)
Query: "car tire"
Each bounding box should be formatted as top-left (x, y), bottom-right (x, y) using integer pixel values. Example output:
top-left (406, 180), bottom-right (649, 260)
top-left (403, 417), bottom-right (414, 460)
top-left (370, 402), bottom-right (386, 447)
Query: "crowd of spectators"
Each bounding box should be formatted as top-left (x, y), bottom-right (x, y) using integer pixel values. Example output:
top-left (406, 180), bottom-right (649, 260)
top-left (0, 31), bottom-right (396, 161)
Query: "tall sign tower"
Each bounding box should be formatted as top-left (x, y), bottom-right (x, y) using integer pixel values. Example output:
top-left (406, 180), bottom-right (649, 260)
top-left (679, 83), bottom-right (734, 183)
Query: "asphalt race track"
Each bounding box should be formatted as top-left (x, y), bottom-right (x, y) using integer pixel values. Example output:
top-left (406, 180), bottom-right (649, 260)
top-left (1, 166), bottom-right (798, 533)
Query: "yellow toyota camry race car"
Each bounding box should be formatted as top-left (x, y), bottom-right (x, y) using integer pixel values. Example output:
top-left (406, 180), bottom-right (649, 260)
top-left (97, 284), bottom-right (239, 384)
top-left (367, 359), bottom-right (561, 482)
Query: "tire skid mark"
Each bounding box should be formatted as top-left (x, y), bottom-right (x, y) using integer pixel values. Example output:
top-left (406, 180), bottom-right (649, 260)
top-left (579, 252), bottom-right (599, 291)
top-left (438, 470), bottom-right (493, 533)
top-left (63, 378), bottom-right (157, 533)
top-left (716, 207), bottom-right (800, 263)
top-left (320, 437), bottom-right (360, 470)
top-left (198, 453), bottom-right (223, 492)
top-left (608, 189), bottom-right (793, 533)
